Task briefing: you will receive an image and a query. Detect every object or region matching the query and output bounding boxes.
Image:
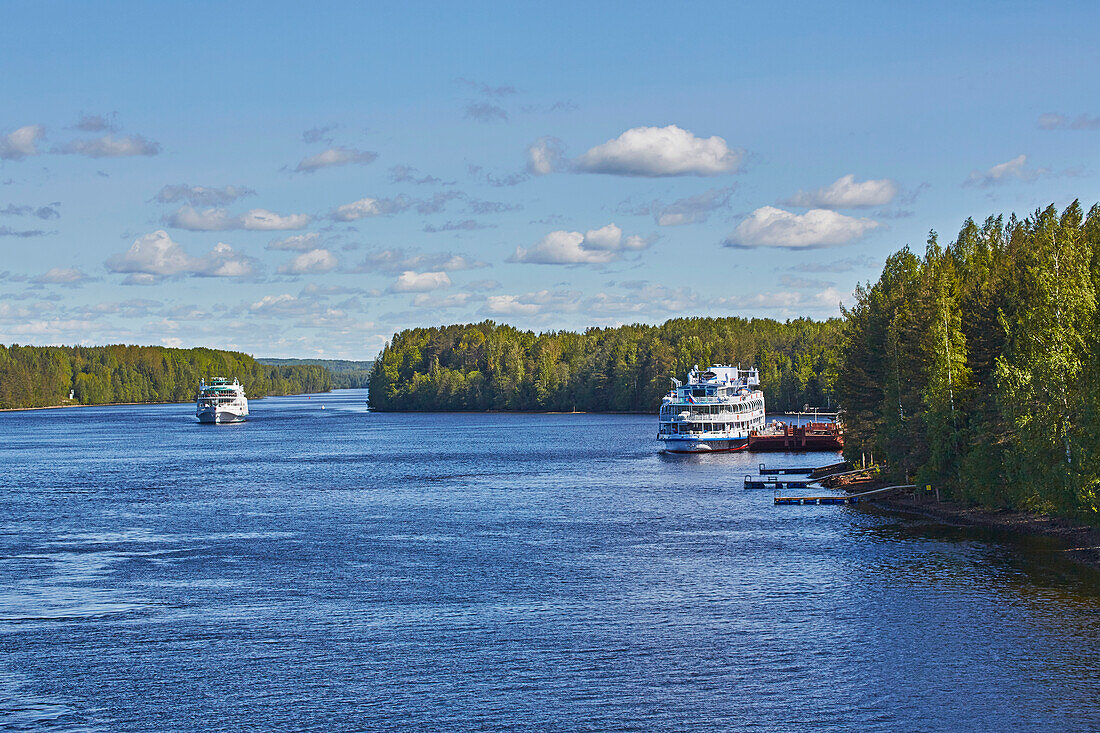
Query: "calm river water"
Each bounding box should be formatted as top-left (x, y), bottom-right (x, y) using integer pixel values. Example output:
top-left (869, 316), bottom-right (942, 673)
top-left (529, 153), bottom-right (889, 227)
top-left (2, 389), bottom-right (1098, 732)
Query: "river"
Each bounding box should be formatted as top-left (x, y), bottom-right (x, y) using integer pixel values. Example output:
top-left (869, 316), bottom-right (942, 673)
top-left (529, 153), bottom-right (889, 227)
top-left (2, 389), bottom-right (1098, 731)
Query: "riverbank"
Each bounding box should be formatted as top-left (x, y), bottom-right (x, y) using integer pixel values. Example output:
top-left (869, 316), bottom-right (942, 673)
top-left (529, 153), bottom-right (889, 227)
top-left (0, 400), bottom-right (185, 412)
top-left (0, 390), bottom-right (335, 413)
top-left (832, 474), bottom-right (1100, 570)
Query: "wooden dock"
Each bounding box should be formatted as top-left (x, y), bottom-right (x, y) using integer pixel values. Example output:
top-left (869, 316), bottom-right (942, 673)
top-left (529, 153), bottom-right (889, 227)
top-left (745, 477), bottom-right (814, 490)
top-left (774, 495), bottom-right (856, 505)
top-left (756, 460), bottom-right (853, 477)
top-left (773, 484), bottom-right (918, 506)
top-left (747, 421), bottom-right (844, 452)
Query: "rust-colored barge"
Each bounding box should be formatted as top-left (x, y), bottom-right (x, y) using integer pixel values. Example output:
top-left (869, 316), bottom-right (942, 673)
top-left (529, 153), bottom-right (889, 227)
top-left (747, 421), bottom-right (844, 452)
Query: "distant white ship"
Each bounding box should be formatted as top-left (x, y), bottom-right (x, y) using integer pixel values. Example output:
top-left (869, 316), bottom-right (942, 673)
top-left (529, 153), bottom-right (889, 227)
top-left (657, 365), bottom-right (766, 453)
top-left (196, 378), bottom-right (249, 424)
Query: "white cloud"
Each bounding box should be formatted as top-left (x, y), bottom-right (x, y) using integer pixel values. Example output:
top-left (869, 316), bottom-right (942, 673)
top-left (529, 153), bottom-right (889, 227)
top-left (485, 289), bottom-right (582, 317)
top-left (295, 146), bottom-right (378, 173)
top-left (278, 248), bottom-right (339, 275)
top-left (58, 134), bottom-right (160, 157)
top-left (390, 271), bottom-right (451, 293)
top-left (485, 294), bottom-right (540, 316)
top-left (329, 196), bottom-right (413, 221)
top-left (527, 136), bottom-right (565, 175)
top-left (0, 125), bottom-right (45, 160)
top-left (201, 242), bottom-right (257, 277)
top-left (31, 267), bottom-right (93, 286)
top-left (725, 207), bottom-right (880, 249)
top-left (963, 154), bottom-right (1044, 187)
top-left (509, 223), bottom-right (648, 264)
top-left (412, 292), bottom-right (475, 308)
top-left (785, 174), bottom-right (898, 208)
top-left (155, 184), bottom-right (255, 206)
top-left (576, 125), bottom-right (743, 177)
top-left (105, 230), bottom-right (258, 282)
top-left (267, 233), bottom-right (321, 251)
top-left (165, 206), bottom-right (310, 231)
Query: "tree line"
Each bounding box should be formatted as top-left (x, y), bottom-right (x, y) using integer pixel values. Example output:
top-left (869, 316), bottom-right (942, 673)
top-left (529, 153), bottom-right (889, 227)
top-left (368, 317), bottom-right (843, 413)
top-left (257, 358), bottom-right (373, 389)
top-left (836, 201), bottom-right (1100, 517)
top-left (0, 344), bottom-right (332, 409)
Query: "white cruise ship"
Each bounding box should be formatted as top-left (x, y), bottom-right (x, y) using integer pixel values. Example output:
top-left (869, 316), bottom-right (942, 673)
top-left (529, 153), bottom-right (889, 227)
top-left (657, 365), bottom-right (765, 453)
top-left (196, 377), bottom-right (249, 424)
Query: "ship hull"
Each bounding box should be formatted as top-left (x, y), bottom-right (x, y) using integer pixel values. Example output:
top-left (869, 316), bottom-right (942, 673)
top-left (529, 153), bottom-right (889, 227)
top-left (659, 437), bottom-right (750, 454)
top-left (196, 407), bottom-right (248, 424)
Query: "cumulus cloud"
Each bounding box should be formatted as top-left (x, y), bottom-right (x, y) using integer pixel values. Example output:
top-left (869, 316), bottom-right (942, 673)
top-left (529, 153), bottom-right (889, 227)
top-left (295, 146), bottom-right (378, 173)
top-left (330, 196), bottom-right (412, 221)
top-left (165, 206), bottom-right (309, 231)
top-left (278, 248), bottom-right (339, 275)
top-left (509, 223), bottom-right (648, 264)
top-left (1038, 113), bottom-right (1100, 131)
top-left (105, 230), bottom-right (259, 282)
top-left (576, 125), bottom-right (743, 177)
top-left (784, 174), bottom-right (898, 208)
top-left (725, 207), bottom-right (880, 249)
top-left (465, 102), bottom-right (508, 123)
top-left (485, 289), bottom-right (582, 317)
top-left (963, 154), bottom-right (1045, 187)
top-left (527, 136), bottom-right (566, 175)
top-left (31, 267), bottom-right (93, 286)
top-left (0, 125), bottom-right (45, 160)
top-left (267, 233), bottom-right (322, 251)
top-left (57, 134), bottom-right (160, 157)
top-left (390, 271), bottom-right (451, 293)
top-left (155, 184), bottom-right (255, 206)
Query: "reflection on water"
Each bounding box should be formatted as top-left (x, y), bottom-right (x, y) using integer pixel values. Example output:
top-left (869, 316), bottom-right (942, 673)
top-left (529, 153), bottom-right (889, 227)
top-left (1, 389), bottom-right (1098, 732)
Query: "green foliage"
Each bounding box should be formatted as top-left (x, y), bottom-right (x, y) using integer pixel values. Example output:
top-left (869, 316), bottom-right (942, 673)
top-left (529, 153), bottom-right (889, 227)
top-left (256, 358), bottom-right (373, 388)
top-left (368, 317), bottom-right (842, 413)
top-left (837, 201), bottom-right (1100, 519)
top-left (0, 344), bottom-right (332, 409)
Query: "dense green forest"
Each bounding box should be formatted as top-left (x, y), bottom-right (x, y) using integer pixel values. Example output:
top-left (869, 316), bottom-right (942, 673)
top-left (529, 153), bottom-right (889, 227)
top-left (0, 344), bottom-right (332, 409)
top-left (257, 358), bottom-right (373, 389)
top-left (368, 317), bottom-right (842, 413)
top-left (837, 201), bottom-right (1100, 517)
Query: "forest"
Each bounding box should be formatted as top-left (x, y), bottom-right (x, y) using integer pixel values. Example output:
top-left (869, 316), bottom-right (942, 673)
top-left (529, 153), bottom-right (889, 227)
top-left (0, 344), bottom-right (332, 409)
top-left (368, 317), bottom-right (843, 413)
top-left (257, 358), bottom-right (373, 389)
top-left (836, 201), bottom-right (1100, 517)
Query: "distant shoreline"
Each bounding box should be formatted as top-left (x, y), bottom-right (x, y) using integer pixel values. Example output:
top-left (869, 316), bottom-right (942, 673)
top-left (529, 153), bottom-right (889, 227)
top-left (0, 389), bottom-right (343, 414)
top-left (0, 400), bottom-right (188, 413)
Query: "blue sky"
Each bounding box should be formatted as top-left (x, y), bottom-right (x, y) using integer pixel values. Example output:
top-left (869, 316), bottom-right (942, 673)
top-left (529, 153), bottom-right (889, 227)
top-left (2, 1), bottom-right (1098, 358)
